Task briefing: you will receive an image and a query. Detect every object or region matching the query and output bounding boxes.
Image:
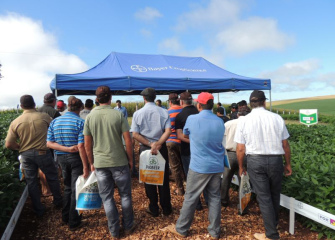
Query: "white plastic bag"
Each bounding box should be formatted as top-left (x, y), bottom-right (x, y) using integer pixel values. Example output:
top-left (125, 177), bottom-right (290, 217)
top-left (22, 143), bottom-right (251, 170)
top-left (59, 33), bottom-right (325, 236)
top-left (139, 150), bottom-right (166, 185)
top-left (238, 172), bottom-right (252, 215)
top-left (75, 171), bottom-right (102, 210)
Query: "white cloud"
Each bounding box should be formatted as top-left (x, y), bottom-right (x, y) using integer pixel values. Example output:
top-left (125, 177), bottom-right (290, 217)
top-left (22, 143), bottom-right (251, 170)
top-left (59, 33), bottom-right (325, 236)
top-left (258, 59), bottom-right (335, 92)
top-left (175, 0), bottom-right (241, 31)
top-left (158, 37), bottom-right (183, 53)
top-left (216, 17), bottom-right (294, 55)
top-left (140, 29), bottom-right (152, 38)
top-left (134, 7), bottom-right (162, 23)
top-left (0, 13), bottom-right (88, 109)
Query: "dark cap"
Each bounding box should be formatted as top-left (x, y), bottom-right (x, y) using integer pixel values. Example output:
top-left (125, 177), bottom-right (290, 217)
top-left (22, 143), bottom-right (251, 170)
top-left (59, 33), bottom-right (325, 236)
top-left (179, 92), bottom-right (193, 100)
top-left (230, 103), bottom-right (238, 108)
top-left (44, 93), bottom-right (56, 102)
top-left (140, 88), bottom-right (156, 97)
top-left (20, 95), bottom-right (35, 108)
top-left (249, 90), bottom-right (267, 102)
top-left (168, 93), bottom-right (179, 101)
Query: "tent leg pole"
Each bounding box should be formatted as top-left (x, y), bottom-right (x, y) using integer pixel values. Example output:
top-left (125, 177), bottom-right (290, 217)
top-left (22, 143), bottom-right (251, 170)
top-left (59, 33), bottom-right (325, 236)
top-left (55, 89), bottom-right (58, 98)
top-left (269, 90), bottom-right (272, 111)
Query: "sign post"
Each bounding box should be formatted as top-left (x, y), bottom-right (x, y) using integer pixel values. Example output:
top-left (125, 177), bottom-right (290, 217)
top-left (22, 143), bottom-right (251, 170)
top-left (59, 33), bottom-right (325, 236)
top-left (299, 109), bottom-right (318, 126)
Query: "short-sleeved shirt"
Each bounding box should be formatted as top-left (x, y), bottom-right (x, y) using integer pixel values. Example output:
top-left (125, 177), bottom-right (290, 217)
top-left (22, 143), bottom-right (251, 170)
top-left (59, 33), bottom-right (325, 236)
top-left (38, 104), bottom-right (61, 119)
top-left (130, 102), bottom-right (171, 142)
top-left (224, 116), bottom-right (245, 152)
top-left (80, 109), bottom-right (91, 120)
top-left (167, 105), bottom-right (183, 143)
top-left (47, 112), bottom-right (85, 155)
top-left (184, 110), bottom-right (225, 174)
top-left (175, 105), bottom-right (199, 156)
top-left (234, 107), bottom-right (290, 155)
top-left (84, 105), bottom-right (130, 168)
top-left (114, 106), bottom-right (128, 119)
top-left (6, 110), bottom-right (51, 153)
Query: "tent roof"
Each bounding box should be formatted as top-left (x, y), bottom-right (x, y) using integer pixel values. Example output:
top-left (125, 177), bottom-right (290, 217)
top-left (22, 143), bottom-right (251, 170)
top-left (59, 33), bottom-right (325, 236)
top-left (50, 52), bottom-right (270, 96)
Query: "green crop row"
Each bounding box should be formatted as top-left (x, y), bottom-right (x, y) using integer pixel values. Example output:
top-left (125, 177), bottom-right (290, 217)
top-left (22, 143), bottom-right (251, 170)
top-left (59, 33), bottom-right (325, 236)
top-left (283, 124), bottom-right (335, 239)
top-left (0, 112), bottom-right (25, 235)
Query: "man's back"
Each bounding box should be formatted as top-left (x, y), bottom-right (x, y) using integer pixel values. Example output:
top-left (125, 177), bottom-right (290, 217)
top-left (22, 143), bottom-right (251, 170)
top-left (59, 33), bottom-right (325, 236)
top-left (132, 102), bottom-right (169, 141)
top-left (235, 107), bottom-right (289, 154)
top-left (167, 105), bottom-right (182, 143)
top-left (38, 104), bottom-right (60, 119)
top-left (175, 105), bottom-right (198, 156)
top-left (184, 110), bottom-right (225, 173)
top-left (7, 110), bottom-right (51, 152)
top-left (84, 105), bottom-right (129, 167)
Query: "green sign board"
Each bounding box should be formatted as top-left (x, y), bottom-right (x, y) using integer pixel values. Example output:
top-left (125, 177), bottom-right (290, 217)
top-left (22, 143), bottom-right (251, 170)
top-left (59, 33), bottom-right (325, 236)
top-left (299, 109), bottom-right (318, 126)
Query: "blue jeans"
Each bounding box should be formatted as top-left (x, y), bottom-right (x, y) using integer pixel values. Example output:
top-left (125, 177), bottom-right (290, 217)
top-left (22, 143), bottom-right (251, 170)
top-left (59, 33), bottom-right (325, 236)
top-left (95, 165), bottom-right (134, 237)
top-left (57, 153), bottom-right (83, 227)
top-left (247, 155), bottom-right (283, 239)
top-left (176, 170), bottom-right (221, 238)
top-left (20, 149), bottom-right (62, 215)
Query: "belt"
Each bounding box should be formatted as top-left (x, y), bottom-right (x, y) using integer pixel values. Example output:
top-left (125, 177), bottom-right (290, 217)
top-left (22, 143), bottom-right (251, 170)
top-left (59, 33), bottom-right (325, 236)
top-left (248, 154), bottom-right (282, 157)
top-left (23, 149), bottom-right (49, 155)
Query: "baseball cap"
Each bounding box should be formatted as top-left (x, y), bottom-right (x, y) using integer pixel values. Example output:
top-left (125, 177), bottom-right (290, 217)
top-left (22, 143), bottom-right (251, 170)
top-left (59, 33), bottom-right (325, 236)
top-left (230, 103), bottom-right (238, 108)
top-left (249, 90), bottom-right (267, 102)
top-left (179, 92), bottom-right (193, 100)
top-left (57, 101), bottom-right (65, 108)
top-left (20, 95), bottom-right (35, 108)
top-left (168, 93), bottom-right (179, 100)
top-left (194, 92), bottom-right (214, 104)
top-left (44, 93), bottom-right (56, 102)
top-left (140, 88), bottom-right (156, 97)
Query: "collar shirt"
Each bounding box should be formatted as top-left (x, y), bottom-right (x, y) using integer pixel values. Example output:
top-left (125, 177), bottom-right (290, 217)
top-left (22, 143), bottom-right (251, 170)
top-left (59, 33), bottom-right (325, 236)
top-left (114, 106), bottom-right (128, 118)
top-left (6, 110), bottom-right (51, 152)
top-left (131, 102), bottom-right (170, 142)
top-left (234, 107), bottom-right (290, 155)
top-left (183, 110), bottom-right (225, 174)
top-left (47, 111), bottom-right (85, 155)
top-left (224, 116), bottom-right (245, 151)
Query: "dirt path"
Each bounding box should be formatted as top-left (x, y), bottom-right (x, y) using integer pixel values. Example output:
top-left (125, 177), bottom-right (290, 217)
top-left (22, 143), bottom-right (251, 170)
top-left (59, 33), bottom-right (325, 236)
top-left (11, 177), bottom-right (320, 240)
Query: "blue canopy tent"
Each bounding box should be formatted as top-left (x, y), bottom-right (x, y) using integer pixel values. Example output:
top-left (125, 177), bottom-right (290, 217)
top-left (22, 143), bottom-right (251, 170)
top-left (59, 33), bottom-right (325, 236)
top-left (50, 52), bottom-right (271, 98)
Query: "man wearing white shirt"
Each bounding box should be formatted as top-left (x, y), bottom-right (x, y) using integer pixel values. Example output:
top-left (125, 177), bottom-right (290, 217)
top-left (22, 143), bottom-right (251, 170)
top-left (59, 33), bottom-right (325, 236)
top-left (234, 90), bottom-right (292, 240)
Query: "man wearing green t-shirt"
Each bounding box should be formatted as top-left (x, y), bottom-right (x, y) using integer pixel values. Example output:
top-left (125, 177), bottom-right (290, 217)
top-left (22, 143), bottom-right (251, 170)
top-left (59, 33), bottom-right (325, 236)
top-left (84, 86), bottom-right (136, 239)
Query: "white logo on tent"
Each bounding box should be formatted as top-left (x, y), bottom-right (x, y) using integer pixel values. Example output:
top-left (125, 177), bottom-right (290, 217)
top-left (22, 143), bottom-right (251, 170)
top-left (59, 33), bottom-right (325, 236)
top-left (131, 65), bottom-right (147, 72)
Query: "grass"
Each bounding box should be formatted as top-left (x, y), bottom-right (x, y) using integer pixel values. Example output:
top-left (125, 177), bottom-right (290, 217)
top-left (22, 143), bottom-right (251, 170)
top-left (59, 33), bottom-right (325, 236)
top-left (268, 95), bottom-right (335, 116)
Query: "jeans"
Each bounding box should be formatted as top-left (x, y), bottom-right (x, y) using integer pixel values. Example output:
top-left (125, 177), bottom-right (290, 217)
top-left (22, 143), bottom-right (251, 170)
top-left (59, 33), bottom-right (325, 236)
top-left (140, 143), bottom-right (172, 215)
top-left (220, 151), bottom-right (247, 205)
top-left (166, 142), bottom-right (185, 191)
top-left (20, 149), bottom-right (62, 215)
top-left (95, 165), bottom-right (134, 237)
top-left (176, 169), bottom-right (221, 238)
top-left (57, 153), bottom-right (83, 227)
top-left (247, 155), bottom-right (283, 239)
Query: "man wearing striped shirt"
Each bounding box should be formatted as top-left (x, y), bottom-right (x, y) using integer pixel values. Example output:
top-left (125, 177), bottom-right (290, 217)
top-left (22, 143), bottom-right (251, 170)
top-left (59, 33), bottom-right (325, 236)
top-left (235, 90), bottom-right (292, 240)
top-left (166, 93), bottom-right (185, 196)
top-left (47, 98), bottom-right (89, 231)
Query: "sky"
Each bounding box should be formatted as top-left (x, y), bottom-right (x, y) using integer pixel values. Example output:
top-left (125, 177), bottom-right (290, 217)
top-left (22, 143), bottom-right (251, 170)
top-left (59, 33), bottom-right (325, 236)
top-left (0, 0), bottom-right (334, 109)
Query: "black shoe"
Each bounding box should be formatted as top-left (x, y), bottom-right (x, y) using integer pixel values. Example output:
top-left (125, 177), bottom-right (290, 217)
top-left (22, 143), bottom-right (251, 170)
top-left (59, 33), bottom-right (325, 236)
top-left (36, 206), bottom-right (45, 217)
top-left (221, 201), bottom-right (229, 207)
top-left (124, 221), bottom-right (138, 235)
top-left (146, 207), bottom-right (159, 217)
top-left (163, 208), bottom-right (173, 216)
top-left (69, 221), bottom-right (85, 231)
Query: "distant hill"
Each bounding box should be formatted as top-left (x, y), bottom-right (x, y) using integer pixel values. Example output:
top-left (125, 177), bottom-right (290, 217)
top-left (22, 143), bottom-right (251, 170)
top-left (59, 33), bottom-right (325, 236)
top-left (268, 95), bottom-right (335, 115)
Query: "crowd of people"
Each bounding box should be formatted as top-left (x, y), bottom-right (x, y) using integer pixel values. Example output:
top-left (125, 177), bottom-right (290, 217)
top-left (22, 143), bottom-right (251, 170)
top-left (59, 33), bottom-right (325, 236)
top-left (5, 87), bottom-right (292, 240)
